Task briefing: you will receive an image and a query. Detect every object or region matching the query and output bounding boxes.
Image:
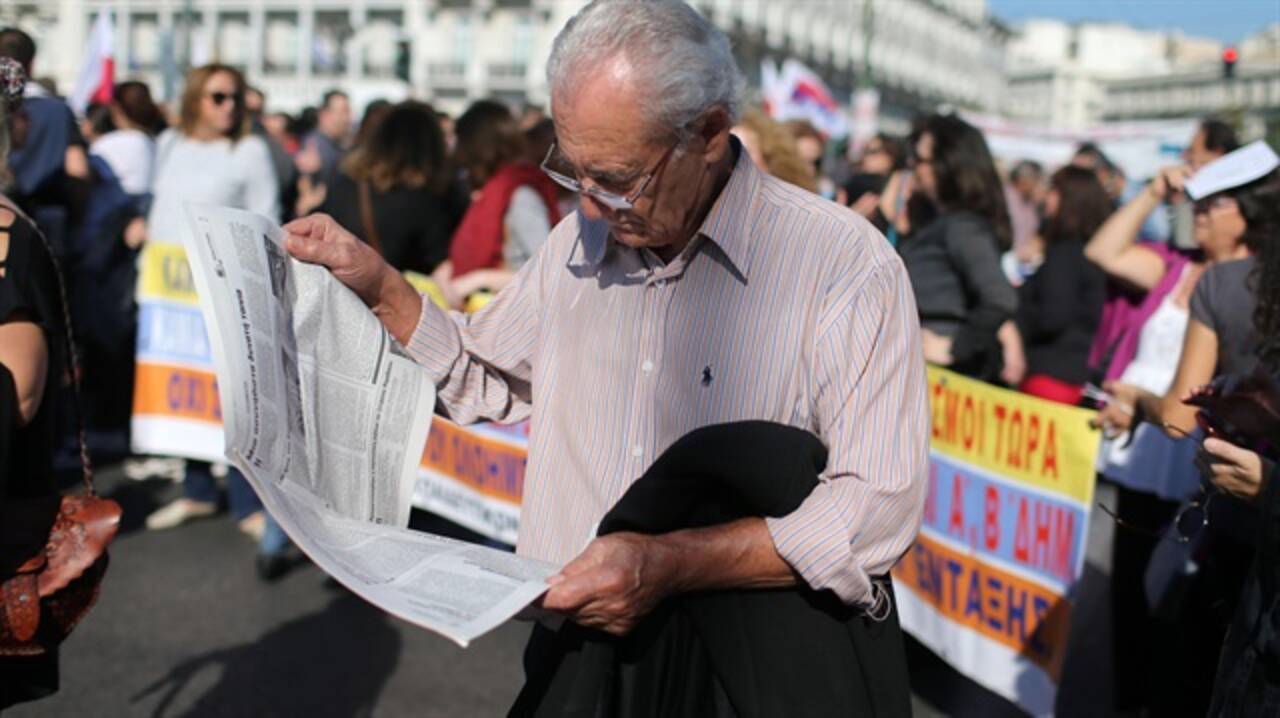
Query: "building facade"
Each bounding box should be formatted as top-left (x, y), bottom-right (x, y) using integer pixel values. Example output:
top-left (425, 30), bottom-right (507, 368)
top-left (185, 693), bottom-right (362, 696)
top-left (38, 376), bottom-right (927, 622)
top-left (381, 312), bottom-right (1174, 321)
top-left (3, 0), bottom-right (1009, 123)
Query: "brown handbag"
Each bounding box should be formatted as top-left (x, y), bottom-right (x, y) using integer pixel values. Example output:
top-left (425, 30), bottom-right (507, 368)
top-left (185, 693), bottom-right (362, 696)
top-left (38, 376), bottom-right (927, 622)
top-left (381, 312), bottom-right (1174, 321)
top-left (0, 194), bottom-right (122, 656)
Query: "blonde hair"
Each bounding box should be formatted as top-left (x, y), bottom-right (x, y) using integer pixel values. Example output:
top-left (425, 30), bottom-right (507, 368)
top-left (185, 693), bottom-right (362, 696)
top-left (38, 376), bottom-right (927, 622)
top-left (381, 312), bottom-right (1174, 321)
top-left (737, 109), bottom-right (817, 192)
top-left (178, 64), bottom-right (249, 141)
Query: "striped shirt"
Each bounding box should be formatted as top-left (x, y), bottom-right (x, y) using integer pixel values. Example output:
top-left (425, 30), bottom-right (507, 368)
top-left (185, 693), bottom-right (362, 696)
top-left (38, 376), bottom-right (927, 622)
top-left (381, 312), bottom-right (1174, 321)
top-left (406, 146), bottom-right (929, 608)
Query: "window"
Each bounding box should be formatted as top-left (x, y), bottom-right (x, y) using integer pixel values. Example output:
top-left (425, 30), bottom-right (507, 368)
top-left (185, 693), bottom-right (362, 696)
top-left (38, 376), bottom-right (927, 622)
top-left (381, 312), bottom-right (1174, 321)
top-left (264, 12), bottom-right (298, 75)
top-left (217, 12), bottom-right (250, 69)
top-left (313, 11), bottom-right (352, 77)
top-left (130, 13), bottom-right (160, 71)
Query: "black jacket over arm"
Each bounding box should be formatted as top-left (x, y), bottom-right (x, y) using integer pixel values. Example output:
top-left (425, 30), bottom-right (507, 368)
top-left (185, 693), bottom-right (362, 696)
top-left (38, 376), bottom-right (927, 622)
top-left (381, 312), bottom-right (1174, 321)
top-left (510, 421), bottom-right (912, 718)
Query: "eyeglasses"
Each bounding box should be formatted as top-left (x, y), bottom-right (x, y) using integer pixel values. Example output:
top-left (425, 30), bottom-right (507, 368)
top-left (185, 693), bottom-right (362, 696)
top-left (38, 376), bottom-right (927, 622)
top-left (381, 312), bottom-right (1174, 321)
top-left (206, 91), bottom-right (241, 107)
top-left (1097, 419), bottom-right (1217, 543)
top-left (540, 141), bottom-right (678, 212)
top-left (1193, 195), bottom-right (1234, 215)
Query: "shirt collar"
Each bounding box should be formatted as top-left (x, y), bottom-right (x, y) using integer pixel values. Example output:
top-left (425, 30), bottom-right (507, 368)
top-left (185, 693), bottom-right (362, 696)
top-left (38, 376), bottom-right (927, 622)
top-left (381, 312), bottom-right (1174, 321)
top-left (575, 136), bottom-right (760, 278)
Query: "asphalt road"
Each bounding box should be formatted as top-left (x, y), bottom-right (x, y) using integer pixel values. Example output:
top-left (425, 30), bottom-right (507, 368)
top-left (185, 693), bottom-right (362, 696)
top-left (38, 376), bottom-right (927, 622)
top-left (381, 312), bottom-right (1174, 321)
top-left (8, 463), bottom-right (1118, 717)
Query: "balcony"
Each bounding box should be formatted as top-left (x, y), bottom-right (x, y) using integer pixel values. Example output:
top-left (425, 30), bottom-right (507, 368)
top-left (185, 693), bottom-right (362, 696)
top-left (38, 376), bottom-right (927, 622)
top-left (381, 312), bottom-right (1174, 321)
top-left (487, 62), bottom-right (528, 90)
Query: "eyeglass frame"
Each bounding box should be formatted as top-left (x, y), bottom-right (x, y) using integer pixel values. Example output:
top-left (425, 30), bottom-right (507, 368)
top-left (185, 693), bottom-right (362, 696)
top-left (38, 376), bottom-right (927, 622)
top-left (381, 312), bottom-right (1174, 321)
top-left (1095, 418), bottom-right (1218, 543)
top-left (540, 140), bottom-right (679, 212)
top-left (1192, 194), bottom-right (1236, 215)
top-left (205, 91), bottom-right (242, 107)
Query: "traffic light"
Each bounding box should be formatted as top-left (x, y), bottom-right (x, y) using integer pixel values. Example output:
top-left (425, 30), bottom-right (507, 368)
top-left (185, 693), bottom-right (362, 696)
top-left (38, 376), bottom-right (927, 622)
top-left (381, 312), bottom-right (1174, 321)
top-left (1223, 46), bottom-right (1238, 79)
top-left (395, 40), bottom-right (411, 83)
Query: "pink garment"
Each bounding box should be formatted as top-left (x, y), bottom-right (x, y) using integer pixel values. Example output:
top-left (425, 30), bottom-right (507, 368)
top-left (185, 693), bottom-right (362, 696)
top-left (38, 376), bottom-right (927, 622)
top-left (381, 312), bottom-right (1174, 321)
top-left (1087, 241), bottom-right (1194, 383)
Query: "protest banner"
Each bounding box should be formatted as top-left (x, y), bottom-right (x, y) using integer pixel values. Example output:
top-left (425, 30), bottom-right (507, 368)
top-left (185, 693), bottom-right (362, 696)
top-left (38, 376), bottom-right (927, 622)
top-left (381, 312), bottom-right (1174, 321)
top-left (132, 242), bottom-right (226, 462)
top-left (892, 366), bottom-right (1100, 717)
top-left (413, 418), bottom-right (530, 545)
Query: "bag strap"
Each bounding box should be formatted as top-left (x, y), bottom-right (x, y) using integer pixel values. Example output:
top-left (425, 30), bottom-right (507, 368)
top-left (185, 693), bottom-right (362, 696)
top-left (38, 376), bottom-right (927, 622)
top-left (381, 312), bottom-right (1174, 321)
top-left (357, 181), bottom-right (384, 257)
top-left (0, 193), bottom-right (94, 495)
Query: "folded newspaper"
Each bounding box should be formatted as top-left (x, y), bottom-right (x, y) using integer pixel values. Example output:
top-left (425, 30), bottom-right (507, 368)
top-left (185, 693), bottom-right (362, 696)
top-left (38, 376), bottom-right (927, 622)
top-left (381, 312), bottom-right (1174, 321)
top-left (181, 203), bottom-right (558, 647)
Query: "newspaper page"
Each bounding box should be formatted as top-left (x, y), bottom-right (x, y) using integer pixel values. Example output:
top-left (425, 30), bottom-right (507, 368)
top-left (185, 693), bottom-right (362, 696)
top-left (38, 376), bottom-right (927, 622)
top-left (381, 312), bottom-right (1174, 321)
top-left (180, 203), bottom-right (557, 647)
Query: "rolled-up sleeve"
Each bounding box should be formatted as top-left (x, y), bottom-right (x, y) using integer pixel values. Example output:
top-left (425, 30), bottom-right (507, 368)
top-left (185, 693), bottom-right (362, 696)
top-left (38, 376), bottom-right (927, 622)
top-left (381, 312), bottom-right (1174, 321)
top-left (404, 251), bottom-right (544, 425)
top-left (765, 258), bottom-right (930, 608)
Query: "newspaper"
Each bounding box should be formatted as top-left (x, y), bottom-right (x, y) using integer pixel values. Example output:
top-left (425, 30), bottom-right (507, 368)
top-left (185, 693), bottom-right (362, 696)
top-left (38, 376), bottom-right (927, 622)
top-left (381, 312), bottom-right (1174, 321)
top-left (180, 203), bottom-right (557, 647)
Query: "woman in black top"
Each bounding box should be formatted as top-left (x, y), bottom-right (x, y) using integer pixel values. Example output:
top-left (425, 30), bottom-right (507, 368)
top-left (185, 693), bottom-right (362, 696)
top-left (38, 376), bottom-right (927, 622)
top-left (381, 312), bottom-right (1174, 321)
top-left (0, 56), bottom-right (67, 706)
top-left (890, 114), bottom-right (1017, 382)
top-left (318, 101), bottom-right (460, 274)
top-left (1014, 166), bottom-right (1110, 404)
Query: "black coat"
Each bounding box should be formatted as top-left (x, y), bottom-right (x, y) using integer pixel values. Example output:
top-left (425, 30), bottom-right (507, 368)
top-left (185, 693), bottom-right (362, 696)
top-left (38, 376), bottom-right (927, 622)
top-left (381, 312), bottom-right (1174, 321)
top-left (510, 422), bottom-right (912, 718)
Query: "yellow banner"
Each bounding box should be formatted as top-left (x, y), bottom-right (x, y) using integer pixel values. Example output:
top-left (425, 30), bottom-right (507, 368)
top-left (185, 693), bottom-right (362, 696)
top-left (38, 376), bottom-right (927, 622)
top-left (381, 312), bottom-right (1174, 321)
top-left (927, 367), bottom-right (1100, 504)
top-left (138, 243), bottom-right (200, 305)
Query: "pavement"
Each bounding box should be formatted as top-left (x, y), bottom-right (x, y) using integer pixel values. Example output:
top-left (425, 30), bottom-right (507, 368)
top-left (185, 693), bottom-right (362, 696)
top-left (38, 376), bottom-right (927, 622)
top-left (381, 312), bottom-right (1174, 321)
top-left (8, 462), bottom-right (1120, 717)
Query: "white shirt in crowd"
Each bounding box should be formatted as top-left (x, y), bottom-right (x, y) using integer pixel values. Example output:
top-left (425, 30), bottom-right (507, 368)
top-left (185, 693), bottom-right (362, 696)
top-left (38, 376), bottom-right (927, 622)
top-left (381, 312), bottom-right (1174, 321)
top-left (147, 129), bottom-right (280, 244)
top-left (91, 129), bottom-right (155, 196)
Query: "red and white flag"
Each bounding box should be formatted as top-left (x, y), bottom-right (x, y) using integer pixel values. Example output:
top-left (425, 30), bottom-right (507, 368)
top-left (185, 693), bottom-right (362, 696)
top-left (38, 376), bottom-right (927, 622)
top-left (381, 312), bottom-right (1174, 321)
top-left (70, 12), bottom-right (114, 115)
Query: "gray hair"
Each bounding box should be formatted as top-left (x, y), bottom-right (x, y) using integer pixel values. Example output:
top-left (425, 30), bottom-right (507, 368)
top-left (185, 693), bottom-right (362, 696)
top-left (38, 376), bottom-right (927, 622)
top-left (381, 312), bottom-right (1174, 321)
top-left (547, 0), bottom-right (744, 143)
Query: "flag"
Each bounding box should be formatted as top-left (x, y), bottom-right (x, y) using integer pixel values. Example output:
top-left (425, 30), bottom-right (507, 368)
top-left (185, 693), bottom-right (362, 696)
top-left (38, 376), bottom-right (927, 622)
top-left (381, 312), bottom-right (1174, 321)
top-left (70, 12), bottom-right (114, 115)
top-left (760, 58), bottom-right (849, 140)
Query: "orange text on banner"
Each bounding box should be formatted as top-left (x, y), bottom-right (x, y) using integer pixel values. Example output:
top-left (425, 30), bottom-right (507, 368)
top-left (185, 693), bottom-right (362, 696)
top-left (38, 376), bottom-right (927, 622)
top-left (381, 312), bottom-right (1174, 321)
top-left (420, 417), bottom-right (525, 504)
top-left (133, 362), bottom-right (223, 425)
top-left (893, 532), bottom-right (1072, 681)
top-left (927, 366), bottom-right (1098, 503)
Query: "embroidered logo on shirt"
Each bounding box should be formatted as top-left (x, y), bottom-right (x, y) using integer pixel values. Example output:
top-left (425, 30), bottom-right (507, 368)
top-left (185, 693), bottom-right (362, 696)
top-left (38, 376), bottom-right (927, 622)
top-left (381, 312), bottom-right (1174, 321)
top-left (701, 366), bottom-right (713, 386)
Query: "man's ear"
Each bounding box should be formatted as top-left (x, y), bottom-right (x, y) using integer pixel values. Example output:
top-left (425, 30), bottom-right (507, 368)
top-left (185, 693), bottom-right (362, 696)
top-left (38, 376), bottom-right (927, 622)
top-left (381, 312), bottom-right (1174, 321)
top-left (699, 107), bottom-right (733, 166)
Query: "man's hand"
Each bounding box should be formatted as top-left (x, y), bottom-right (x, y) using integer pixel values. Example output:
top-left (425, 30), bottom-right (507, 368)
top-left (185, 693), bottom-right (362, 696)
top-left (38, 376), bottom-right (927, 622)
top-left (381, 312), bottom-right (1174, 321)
top-left (541, 532), bottom-right (677, 636)
top-left (541, 519), bottom-right (796, 636)
top-left (284, 213), bottom-right (422, 343)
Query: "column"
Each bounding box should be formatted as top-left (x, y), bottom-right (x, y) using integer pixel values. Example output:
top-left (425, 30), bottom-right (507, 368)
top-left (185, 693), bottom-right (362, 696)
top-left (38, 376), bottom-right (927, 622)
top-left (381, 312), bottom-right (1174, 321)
top-left (248, 0), bottom-right (265, 80)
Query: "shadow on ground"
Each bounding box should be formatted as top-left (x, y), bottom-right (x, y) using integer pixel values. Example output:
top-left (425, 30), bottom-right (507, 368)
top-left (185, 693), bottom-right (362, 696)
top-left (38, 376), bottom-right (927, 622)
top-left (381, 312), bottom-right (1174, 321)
top-left (131, 588), bottom-right (401, 718)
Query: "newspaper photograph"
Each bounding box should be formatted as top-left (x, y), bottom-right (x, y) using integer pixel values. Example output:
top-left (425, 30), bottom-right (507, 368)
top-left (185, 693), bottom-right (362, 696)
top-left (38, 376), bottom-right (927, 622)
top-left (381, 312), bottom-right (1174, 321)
top-left (180, 202), bottom-right (558, 647)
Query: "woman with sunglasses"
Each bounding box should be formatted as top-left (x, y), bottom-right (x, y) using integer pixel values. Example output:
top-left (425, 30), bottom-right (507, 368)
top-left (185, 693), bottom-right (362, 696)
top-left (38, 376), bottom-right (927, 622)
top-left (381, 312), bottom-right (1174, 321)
top-left (1090, 144), bottom-right (1279, 715)
top-left (140, 64), bottom-right (279, 538)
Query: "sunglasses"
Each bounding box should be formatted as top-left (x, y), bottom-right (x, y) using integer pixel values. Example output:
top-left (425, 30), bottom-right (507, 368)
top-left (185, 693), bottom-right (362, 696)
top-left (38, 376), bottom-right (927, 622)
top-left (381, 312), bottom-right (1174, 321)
top-left (1192, 195), bottom-right (1234, 215)
top-left (206, 91), bottom-right (242, 107)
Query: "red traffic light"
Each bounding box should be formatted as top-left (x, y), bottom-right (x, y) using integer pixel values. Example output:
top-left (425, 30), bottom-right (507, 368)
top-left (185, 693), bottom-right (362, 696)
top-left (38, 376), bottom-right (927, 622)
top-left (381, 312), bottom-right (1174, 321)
top-left (1223, 46), bottom-right (1239, 64)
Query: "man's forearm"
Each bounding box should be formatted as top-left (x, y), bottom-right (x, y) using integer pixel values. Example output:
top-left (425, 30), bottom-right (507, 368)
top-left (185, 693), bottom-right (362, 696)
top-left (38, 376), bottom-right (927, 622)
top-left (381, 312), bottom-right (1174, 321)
top-left (655, 517), bottom-right (797, 594)
top-left (371, 265), bottom-right (424, 346)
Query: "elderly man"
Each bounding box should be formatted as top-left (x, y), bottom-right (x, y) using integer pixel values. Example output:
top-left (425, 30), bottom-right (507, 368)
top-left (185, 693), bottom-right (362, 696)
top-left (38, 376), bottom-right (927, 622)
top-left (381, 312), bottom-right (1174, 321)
top-left (286, 0), bottom-right (927, 712)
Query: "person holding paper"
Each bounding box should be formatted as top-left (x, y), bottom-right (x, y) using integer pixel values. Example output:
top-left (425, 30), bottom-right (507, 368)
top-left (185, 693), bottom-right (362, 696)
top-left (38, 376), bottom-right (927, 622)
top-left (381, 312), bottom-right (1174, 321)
top-left (285, 0), bottom-right (928, 712)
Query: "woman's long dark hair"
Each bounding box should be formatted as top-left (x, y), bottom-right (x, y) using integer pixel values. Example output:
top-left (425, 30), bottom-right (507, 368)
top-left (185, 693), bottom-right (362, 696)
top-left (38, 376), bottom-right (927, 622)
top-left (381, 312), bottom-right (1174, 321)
top-left (1237, 170), bottom-right (1280, 369)
top-left (911, 114), bottom-right (1012, 251)
top-left (341, 101), bottom-right (447, 194)
top-left (1043, 166), bottom-right (1112, 245)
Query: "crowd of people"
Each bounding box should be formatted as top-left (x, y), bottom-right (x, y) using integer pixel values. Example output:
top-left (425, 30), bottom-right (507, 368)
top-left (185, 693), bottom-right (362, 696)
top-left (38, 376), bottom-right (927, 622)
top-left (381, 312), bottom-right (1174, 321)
top-left (1, 0), bottom-right (1278, 712)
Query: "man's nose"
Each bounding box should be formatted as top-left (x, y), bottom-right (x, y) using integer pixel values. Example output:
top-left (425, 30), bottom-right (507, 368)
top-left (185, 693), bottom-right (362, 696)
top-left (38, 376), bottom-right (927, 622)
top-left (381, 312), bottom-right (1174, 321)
top-left (578, 194), bottom-right (611, 222)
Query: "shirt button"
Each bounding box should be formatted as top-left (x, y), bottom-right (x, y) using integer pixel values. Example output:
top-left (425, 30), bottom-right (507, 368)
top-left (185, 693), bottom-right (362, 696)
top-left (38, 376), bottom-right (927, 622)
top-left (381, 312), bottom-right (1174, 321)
top-left (641, 360), bottom-right (654, 374)
top-left (631, 445), bottom-right (643, 458)
top-left (654, 278), bottom-right (667, 288)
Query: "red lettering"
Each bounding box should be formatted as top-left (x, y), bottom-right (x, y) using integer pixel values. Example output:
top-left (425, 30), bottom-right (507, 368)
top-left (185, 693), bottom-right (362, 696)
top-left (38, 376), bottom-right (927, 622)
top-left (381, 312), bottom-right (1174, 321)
top-left (948, 474), bottom-right (965, 538)
top-left (944, 388), bottom-right (960, 444)
top-left (1007, 410), bottom-right (1025, 469)
top-left (1052, 508), bottom-right (1075, 581)
top-left (1042, 421), bottom-right (1059, 478)
top-left (1027, 414), bottom-right (1041, 471)
top-left (931, 382), bottom-right (945, 439)
top-left (1013, 497), bottom-right (1030, 563)
top-left (961, 395), bottom-right (977, 451)
top-left (984, 486), bottom-right (1000, 551)
top-left (1034, 501), bottom-right (1052, 569)
top-left (993, 404), bottom-right (1009, 460)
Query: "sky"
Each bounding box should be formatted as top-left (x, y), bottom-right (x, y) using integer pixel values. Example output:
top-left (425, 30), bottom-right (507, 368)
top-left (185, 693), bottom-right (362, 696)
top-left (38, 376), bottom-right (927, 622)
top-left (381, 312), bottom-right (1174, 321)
top-left (987, 0), bottom-right (1280, 44)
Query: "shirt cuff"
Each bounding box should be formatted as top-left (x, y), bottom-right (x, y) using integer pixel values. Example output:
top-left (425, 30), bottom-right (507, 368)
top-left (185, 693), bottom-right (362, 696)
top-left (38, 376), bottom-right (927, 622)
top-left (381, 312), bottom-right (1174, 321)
top-left (765, 481), bottom-right (875, 607)
top-left (403, 293), bottom-right (464, 384)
